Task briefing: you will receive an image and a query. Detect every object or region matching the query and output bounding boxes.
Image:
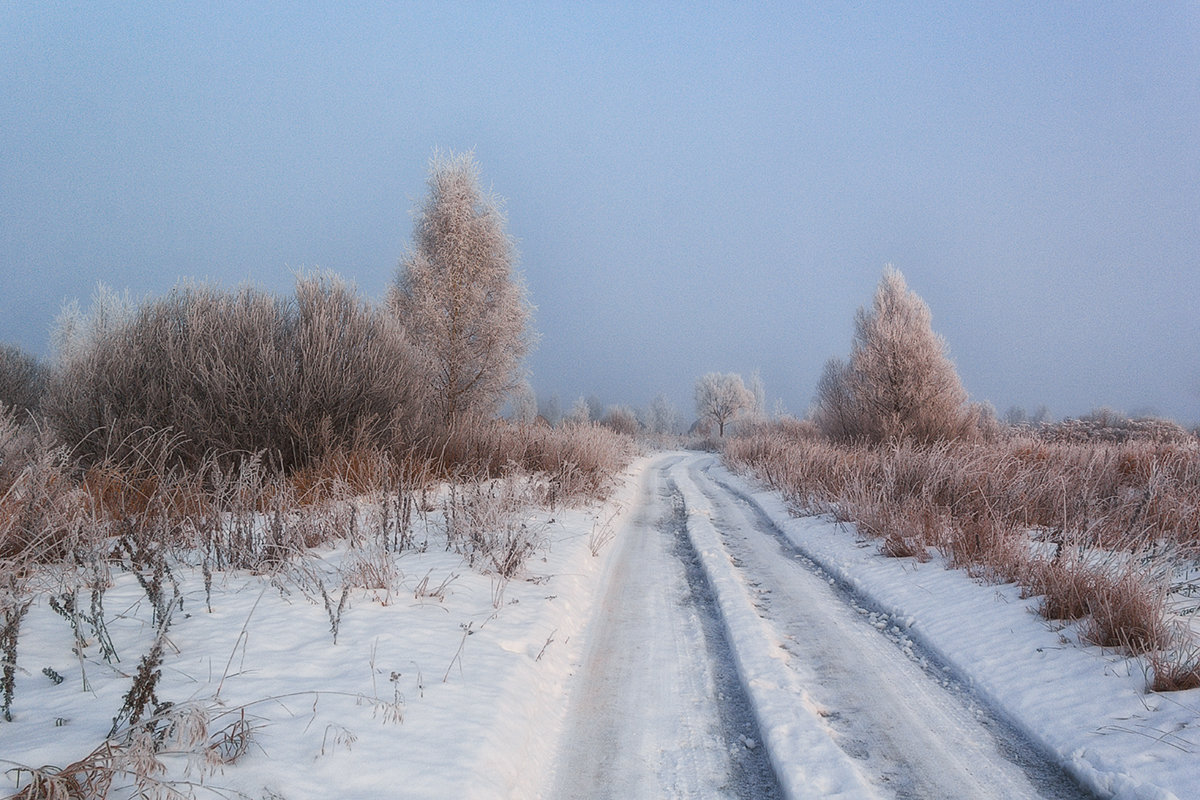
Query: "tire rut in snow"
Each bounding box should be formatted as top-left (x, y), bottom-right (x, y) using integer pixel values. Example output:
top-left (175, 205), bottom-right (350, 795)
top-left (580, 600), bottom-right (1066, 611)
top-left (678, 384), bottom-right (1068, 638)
top-left (694, 460), bottom-right (1096, 800)
top-left (549, 460), bottom-right (783, 799)
top-left (661, 481), bottom-right (785, 800)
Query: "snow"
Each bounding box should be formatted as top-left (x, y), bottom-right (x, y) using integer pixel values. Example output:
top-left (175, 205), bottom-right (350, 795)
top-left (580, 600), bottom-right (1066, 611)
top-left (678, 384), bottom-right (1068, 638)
top-left (3, 450), bottom-right (1198, 800)
top-left (1, 465), bottom-right (646, 799)
top-left (548, 453), bottom-right (783, 799)
top-left (672, 465), bottom-right (881, 800)
top-left (707, 457), bottom-right (1198, 800)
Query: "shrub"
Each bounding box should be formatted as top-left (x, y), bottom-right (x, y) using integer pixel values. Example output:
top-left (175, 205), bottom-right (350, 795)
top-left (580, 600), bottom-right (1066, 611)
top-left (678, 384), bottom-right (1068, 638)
top-left (0, 345), bottom-right (45, 416)
top-left (600, 405), bottom-right (640, 436)
top-left (44, 275), bottom-right (422, 472)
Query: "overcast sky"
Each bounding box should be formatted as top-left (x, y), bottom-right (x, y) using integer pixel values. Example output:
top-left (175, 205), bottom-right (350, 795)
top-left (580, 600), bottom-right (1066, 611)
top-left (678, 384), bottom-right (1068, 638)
top-left (2, 3), bottom-right (1197, 424)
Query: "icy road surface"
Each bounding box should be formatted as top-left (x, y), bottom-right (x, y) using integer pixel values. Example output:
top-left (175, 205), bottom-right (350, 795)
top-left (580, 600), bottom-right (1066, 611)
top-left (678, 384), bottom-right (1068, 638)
top-left (549, 452), bottom-right (1089, 800)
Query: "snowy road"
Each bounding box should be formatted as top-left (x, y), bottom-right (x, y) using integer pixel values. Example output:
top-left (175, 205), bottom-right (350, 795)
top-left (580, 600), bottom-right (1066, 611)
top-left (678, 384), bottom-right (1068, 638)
top-left (549, 452), bottom-right (1090, 800)
top-left (550, 455), bottom-right (783, 799)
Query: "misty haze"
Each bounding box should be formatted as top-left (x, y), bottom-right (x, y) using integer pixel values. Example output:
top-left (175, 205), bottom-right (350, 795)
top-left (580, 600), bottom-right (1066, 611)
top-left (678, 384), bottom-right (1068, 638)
top-left (2, 5), bottom-right (1198, 800)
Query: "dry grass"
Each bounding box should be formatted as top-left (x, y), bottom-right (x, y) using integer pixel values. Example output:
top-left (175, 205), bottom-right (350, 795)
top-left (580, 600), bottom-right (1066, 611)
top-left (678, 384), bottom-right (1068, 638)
top-left (431, 419), bottom-right (635, 506)
top-left (725, 422), bottom-right (1200, 688)
top-left (1148, 644), bottom-right (1200, 692)
top-left (5, 702), bottom-right (258, 799)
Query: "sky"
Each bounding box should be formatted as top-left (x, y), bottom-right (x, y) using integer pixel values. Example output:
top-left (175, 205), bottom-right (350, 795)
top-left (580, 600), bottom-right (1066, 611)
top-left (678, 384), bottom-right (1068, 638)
top-left (2, 2), bottom-right (1198, 425)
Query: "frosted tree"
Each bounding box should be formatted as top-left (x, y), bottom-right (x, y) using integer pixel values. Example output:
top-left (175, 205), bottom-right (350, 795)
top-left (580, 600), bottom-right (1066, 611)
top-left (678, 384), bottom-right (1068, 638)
top-left (566, 396), bottom-right (591, 425)
top-left (585, 395), bottom-right (604, 423)
top-left (0, 345), bottom-right (45, 415)
top-left (694, 372), bottom-right (753, 437)
top-left (748, 369), bottom-right (767, 420)
top-left (601, 405), bottom-right (639, 435)
top-left (538, 393), bottom-right (562, 426)
top-left (646, 393), bottom-right (677, 435)
top-left (390, 151), bottom-right (534, 430)
top-left (507, 380), bottom-right (538, 425)
top-left (810, 357), bottom-right (862, 441)
top-left (815, 266), bottom-right (974, 443)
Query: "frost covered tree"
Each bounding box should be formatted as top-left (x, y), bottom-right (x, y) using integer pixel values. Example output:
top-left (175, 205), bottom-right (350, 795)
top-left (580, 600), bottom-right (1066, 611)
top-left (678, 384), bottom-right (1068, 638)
top-left (390, 151), bottom-right (534, 430)
top-left (810, 357), bottom-right (861, 441)
top-left (813, 266), bottom-right (974, 443)
top-left (694, 372), bottom-right (753, 437)
top-left (646, 393), bottom-right (677, 435)
top-left (507, 380), bottom-right (538, 425)
top-left (538, 393), bottom-right (562, 427)
top-left (748, 369), bottom-right (767, 420)
top-left (0, 345), bottom-right (45, 415)
top-left (566, 396), bottom-right (591, 425)
top-left (601, 405), bottom-right (639, 436)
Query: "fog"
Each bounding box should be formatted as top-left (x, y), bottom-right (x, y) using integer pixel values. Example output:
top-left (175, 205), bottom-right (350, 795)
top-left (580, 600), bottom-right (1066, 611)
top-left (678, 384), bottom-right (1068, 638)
top-left (2, 4), bottom-right (1197, 424)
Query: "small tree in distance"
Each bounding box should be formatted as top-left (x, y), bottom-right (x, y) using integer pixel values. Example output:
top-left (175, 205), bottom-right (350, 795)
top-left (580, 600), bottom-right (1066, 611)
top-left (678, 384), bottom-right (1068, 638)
top-left (601, 405), bottom-right (640, 436)
top-left (390, 150), bottom-right (534, 431)
top-left (646, 393), bottom-right (677, 435)
top-left (813, 265), bottom-right (976, 443)
top-left (695, 372), bottom-right (754, 437)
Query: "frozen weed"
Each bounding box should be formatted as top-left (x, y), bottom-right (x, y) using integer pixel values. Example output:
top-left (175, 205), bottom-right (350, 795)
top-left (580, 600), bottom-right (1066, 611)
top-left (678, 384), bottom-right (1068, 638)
top-left (1148, 642), bottom-right (1200, 692)
top-left (413, 569), bottom-right (458, 602)
top-left (727, 421), bottom-right (1200, 684)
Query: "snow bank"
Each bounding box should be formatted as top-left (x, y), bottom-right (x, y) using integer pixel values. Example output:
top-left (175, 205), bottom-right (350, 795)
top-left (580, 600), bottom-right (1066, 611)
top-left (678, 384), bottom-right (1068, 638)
top-left (1, 457), bottom-right (653, 800)
top-left (673, 466), bottom-right (882, 800)
top-left (712, 459), bottom-right (1196, 800)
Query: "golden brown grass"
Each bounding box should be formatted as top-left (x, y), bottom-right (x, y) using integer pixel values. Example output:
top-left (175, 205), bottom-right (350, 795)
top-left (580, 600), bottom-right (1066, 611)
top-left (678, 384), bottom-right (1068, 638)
top-left (725, 423), bottom-right (1200, 688)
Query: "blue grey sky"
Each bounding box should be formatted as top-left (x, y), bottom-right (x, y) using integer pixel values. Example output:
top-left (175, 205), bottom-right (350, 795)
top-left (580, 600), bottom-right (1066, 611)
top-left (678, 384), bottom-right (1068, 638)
top-left (2, 3), bottom-right (1198, 424)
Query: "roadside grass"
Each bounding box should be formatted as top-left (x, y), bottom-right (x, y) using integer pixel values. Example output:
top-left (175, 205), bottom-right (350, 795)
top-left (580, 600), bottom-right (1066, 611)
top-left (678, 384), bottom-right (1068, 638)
top-left (724, 424), bottom-right (1200, 690)
top-left (0, 403), bottom-right (634, 797)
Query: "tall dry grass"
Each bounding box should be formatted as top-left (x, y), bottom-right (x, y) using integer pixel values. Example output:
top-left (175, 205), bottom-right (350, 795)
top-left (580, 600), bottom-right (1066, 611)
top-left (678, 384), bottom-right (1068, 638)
top-left (725, 422), bottom-right (1200, 689)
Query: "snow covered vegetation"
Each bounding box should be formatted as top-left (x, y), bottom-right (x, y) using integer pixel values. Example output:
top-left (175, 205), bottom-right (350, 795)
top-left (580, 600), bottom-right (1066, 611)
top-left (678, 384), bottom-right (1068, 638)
top-left (0, 154), bottom-right (638, 797)
top-left (2, 166), bottom-right (1199, 799)
top-left (725, 267), bottom-right (1200, 696)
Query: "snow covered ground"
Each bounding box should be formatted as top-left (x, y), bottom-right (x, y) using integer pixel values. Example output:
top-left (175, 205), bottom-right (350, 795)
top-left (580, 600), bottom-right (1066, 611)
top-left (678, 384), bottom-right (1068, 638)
top-left (3, 451), bottom-right (1197, 799)
top-left (1, 469), bottom-right (645, 799)
top-left (700, 455), bottom-right (1199, 800)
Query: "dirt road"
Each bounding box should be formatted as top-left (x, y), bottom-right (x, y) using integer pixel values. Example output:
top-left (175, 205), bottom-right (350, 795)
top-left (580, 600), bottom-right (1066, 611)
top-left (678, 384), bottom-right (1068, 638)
top-left (548, 452), bottom-right (1090, 800)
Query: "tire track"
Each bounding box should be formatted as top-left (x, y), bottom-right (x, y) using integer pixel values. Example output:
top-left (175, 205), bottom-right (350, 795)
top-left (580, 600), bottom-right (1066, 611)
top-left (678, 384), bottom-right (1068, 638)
top-left (685, 456), bottom-right (1094, 800)
top-left (549, 455), bottom-right (782, 799)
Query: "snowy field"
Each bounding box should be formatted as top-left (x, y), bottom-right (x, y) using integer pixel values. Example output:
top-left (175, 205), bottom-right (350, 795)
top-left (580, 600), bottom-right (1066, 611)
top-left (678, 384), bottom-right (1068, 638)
top-left (1, 470), bottom-right (644, 799)
top-left (3, 452), bottom-right (1198, 799)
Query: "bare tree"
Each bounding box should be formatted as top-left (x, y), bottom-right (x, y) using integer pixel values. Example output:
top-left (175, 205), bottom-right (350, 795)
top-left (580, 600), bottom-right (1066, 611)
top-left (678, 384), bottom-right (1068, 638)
top-left (814, 266), bottom-right (974, 443)
top-left (810, 357), bottom-right (862, 441)
top-left (389, 151), bottom-right (534, 431)
top-left (694, 372), bottom-right (753, 437)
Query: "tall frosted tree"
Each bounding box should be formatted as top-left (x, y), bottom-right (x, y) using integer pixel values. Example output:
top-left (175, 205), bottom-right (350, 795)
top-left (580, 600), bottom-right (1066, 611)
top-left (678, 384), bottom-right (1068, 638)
top-left (390, 152), bottom-right (533, 430)
top-left (814, 266), bottom-right (975, 443)
top-left (695, 372), bottom-right (753, 437)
